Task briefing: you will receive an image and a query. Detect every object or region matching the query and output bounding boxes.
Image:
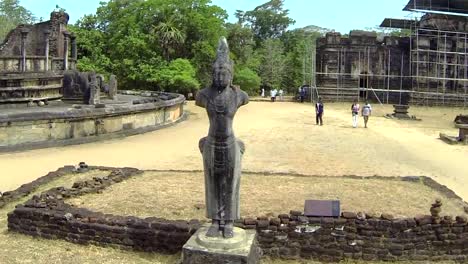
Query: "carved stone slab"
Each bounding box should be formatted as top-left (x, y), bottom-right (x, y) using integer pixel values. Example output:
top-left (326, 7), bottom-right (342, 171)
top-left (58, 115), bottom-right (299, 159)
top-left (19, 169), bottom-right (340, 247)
top-left (304, 200), bottom-right (341, 217)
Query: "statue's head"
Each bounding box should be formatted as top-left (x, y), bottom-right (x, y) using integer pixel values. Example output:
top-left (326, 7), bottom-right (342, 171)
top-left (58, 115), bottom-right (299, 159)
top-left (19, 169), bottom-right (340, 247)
top-left (212, 37), bottom-right (233, 90)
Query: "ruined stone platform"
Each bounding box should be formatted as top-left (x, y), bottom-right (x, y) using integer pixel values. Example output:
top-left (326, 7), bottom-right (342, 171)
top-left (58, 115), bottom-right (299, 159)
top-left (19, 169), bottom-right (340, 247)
top-left (0, 92), bottom-right (185, 152)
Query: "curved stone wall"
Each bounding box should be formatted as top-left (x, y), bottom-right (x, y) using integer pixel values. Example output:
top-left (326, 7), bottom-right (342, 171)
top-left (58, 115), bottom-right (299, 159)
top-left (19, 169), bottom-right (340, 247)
top-left (0, 93), bottom-right (185, 152)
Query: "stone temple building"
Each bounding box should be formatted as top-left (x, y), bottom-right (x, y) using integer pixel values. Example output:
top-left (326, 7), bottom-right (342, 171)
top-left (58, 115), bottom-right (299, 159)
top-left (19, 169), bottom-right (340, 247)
top-left (315, 0), bottom-right (468, 106)
top-left (0, 11), bottom-right (77, 104)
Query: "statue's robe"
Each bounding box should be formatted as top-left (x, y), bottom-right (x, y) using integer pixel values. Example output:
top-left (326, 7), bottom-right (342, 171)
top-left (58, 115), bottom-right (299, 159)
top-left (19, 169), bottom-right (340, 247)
top-left (196, 85), bottom-right (249, 221)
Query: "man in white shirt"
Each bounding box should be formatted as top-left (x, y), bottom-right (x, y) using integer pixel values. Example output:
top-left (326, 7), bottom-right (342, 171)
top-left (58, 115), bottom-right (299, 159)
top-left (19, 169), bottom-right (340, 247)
top-left (270, 89), bottom-right (277, 102)
top-left (361, 100), bottom-right (372, 128)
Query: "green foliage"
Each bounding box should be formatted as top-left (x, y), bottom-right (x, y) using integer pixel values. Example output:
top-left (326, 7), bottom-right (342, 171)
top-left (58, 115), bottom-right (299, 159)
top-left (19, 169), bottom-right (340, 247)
top-left (190, 41), bottom-right (216, 88)
top-left (0, 0), bottom-right (35, 42)
top-left (156, 59), bottom-right (200, 94)
top-left (242, 0), bottom-right (295, 46)
top-left (233, 67), bottom-right (261, 95)
top-left (258, 38), bottom-right (286, 90)
top-left (70, 0), bottom-right (226, 90)
top-left (69, 20), bottom-right (112, 75)
top-left (226, 23), bottom-right (254, 65)
top-left (69, 0), bottom-right (327, 94)
top-left (280, 28), bottom-right (322, 93)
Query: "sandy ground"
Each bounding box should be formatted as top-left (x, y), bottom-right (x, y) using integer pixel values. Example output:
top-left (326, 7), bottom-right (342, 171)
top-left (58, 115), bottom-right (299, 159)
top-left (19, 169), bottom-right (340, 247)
top-left (0, 101), bottom-right (467, 201)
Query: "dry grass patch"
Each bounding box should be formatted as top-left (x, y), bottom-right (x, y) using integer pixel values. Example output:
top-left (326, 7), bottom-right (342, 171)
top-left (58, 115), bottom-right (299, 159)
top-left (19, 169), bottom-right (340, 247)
top-left (68, 171), bottom-right (467, 220)
top-left (0, 169), bottom-right (179, 264)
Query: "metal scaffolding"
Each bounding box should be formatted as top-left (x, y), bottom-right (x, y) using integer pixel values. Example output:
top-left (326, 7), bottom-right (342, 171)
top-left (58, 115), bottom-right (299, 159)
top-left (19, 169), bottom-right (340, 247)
top-left (410, 27), bottom-right (468, 106)
top-left (313, 3), bottom-right (468, 107)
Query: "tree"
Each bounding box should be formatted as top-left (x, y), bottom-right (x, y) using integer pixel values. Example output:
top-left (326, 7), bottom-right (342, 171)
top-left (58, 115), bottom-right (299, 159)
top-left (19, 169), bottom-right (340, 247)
top-left (226, 23), bottom-right (254, 65)
top-left (281, 27), bottom-right (323, 93)
top-left (0, 0), bottom-right (35, 42)
top-left (243, 0), bottom-right (295, 46)
top-left (152, 18), bottom-right (185, 61)
top-left (258, 38), bottom-right (286, 90)
top-left (156, 59), bottom-right (200, 94)
top-left (71, 0), bottom-right (227, 90)
top-left (233, 67), bottom-right (261, 95)
top-left (69, 15), bottom-right (112, 75)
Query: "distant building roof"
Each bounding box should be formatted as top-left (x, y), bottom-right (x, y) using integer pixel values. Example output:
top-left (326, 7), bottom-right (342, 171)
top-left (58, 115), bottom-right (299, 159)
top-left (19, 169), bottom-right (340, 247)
top-left (404, 0), bottom-right (468, 15)
top-left (380, 18), bottom-right (419, 29)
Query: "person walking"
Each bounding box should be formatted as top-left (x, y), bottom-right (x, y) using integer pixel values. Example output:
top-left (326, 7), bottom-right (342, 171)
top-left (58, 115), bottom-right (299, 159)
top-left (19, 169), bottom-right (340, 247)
top-left (299, 87), bottom-right (305, 103)
top-left (315, 97), bottom-right (324, 125)
top-left (278, 89), bottom-right (284, 101)
top-left (351, 99), bottom-right (360, 128)
top-left (261, 88), bottom-right (265, 98)
top-left (270, 89), bottom-right (277, 102)
top-left (361, 100), bottom-right (372, 128)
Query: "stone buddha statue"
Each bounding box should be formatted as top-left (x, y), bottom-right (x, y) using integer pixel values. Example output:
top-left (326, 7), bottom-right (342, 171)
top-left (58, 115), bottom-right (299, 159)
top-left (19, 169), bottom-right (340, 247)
top-left (196, 37), bottom-right (249, 238)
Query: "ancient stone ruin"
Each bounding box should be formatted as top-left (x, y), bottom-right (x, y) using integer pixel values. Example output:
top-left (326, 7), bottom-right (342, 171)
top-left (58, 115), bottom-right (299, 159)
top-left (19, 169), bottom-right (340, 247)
top-left (0, 11), bottom-right (186, 152)
top-left (315, 0), bottom-right (468, 107)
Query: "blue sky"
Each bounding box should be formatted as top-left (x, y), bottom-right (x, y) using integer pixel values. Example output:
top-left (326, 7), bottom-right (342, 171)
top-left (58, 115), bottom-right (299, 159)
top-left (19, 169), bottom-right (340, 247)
top-left (20, 0), bottom-right (414, 33)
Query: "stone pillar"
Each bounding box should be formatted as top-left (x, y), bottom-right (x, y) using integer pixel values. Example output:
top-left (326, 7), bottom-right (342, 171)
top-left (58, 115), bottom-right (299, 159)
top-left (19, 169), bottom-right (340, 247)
top-left (44, 30), bottom-right (51, 71)
top-left (63, 31), bottom-right (70, 70)
top-left (20, 28), bottom-right (30, 72)
top-left (70, 33), bottom-right (77, 69)
top-left (108, 75), bottom-right (118, 100)
top-left (70, 34), bottom-right (77, 60)
top-left (88, 72), bottom-right (100, 105)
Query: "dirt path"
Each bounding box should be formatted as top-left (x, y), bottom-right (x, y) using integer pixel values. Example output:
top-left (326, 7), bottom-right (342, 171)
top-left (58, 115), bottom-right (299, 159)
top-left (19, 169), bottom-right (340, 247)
top-left (0, 101), bottom-right (467, 201)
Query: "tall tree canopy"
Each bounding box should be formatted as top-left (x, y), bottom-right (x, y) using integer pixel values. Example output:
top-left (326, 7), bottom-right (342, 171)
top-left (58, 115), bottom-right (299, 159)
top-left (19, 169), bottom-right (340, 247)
top-left (0, 0), bottom-right (35, 42)
top-left (70, 0), bottom-right (226, 94)
top-left (242, 0), bottom-right (295, 46)
top-left (68, 0), bottom-right (327, 95)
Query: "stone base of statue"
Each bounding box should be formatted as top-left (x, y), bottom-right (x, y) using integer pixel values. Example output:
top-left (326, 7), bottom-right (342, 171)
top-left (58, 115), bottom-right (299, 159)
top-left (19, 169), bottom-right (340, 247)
top-left (181, 224), bottom-right (260, 264)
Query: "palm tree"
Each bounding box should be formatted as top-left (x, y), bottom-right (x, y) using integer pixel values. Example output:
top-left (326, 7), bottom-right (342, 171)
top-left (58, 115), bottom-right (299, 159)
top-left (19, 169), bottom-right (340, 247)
top-left (152, 17), bottom-right (185, 61)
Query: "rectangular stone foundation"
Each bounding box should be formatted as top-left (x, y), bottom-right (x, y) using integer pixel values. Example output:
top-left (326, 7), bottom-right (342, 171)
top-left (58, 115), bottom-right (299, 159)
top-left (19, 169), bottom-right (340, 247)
top-left (181, 225), bottom-right (260, 264)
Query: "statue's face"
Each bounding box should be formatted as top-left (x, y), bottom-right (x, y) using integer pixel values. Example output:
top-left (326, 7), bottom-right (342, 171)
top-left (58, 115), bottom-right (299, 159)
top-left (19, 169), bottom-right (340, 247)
top-left (213, 64), bottom-right (232, 89)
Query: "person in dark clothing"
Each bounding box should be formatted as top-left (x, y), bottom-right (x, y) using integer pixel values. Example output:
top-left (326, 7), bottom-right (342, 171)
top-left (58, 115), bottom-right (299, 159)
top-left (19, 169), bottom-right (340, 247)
top-left (315, 97), bottom-right (324, 125)
top-left (300, 88), bottom-right (305, 103)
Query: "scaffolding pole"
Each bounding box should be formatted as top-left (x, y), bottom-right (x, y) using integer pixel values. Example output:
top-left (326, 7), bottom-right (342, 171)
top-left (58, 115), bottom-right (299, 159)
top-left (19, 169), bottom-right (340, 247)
top-left (400, 53), bottom-right (404, 105)
top-left (314, 15), bottom-right (468, 106)
top-left (387, 49), bottom-right (391, 104)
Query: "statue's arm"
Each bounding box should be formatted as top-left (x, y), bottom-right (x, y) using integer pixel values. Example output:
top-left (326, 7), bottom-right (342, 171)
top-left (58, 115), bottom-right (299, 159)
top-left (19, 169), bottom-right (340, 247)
top-left (195, 90), bottom-right (206, 108)
top-left (238, 90), bottom-right (249, 107)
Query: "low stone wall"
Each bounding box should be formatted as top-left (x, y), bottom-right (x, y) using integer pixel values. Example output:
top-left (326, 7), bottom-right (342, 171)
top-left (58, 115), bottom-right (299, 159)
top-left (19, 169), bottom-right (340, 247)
top-left (5, 166), bottom-right (468, 262)
top-left (0, 165), bottom-right (75, 208)
top-left (7, 167), bottom-right (199, 253)
top-left (0, 93), bottom-right (185, 152)
top-left (8, 202), bottom-right (198, 253)
top-left (239, 212), bottom-right (468, 262)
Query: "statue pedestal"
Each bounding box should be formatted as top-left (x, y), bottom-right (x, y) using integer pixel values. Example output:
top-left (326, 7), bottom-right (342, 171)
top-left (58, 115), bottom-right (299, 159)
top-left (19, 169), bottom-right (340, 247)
top-left (181, 224), bottom-right (260, 264)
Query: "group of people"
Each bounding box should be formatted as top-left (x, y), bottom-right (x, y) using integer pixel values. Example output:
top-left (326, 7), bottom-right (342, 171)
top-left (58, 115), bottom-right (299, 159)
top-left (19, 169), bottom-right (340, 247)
top-left (314, 98), bottom-right (372, 128)
top-left (261, 88), bottom-right (283, 102)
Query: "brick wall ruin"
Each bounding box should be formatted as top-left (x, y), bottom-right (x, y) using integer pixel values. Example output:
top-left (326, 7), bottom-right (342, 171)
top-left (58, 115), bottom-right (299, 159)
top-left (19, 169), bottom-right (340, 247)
top-left (4, 166), bottom-right (468, 262)
top-left (245, 212), bottom-right (467, 262)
